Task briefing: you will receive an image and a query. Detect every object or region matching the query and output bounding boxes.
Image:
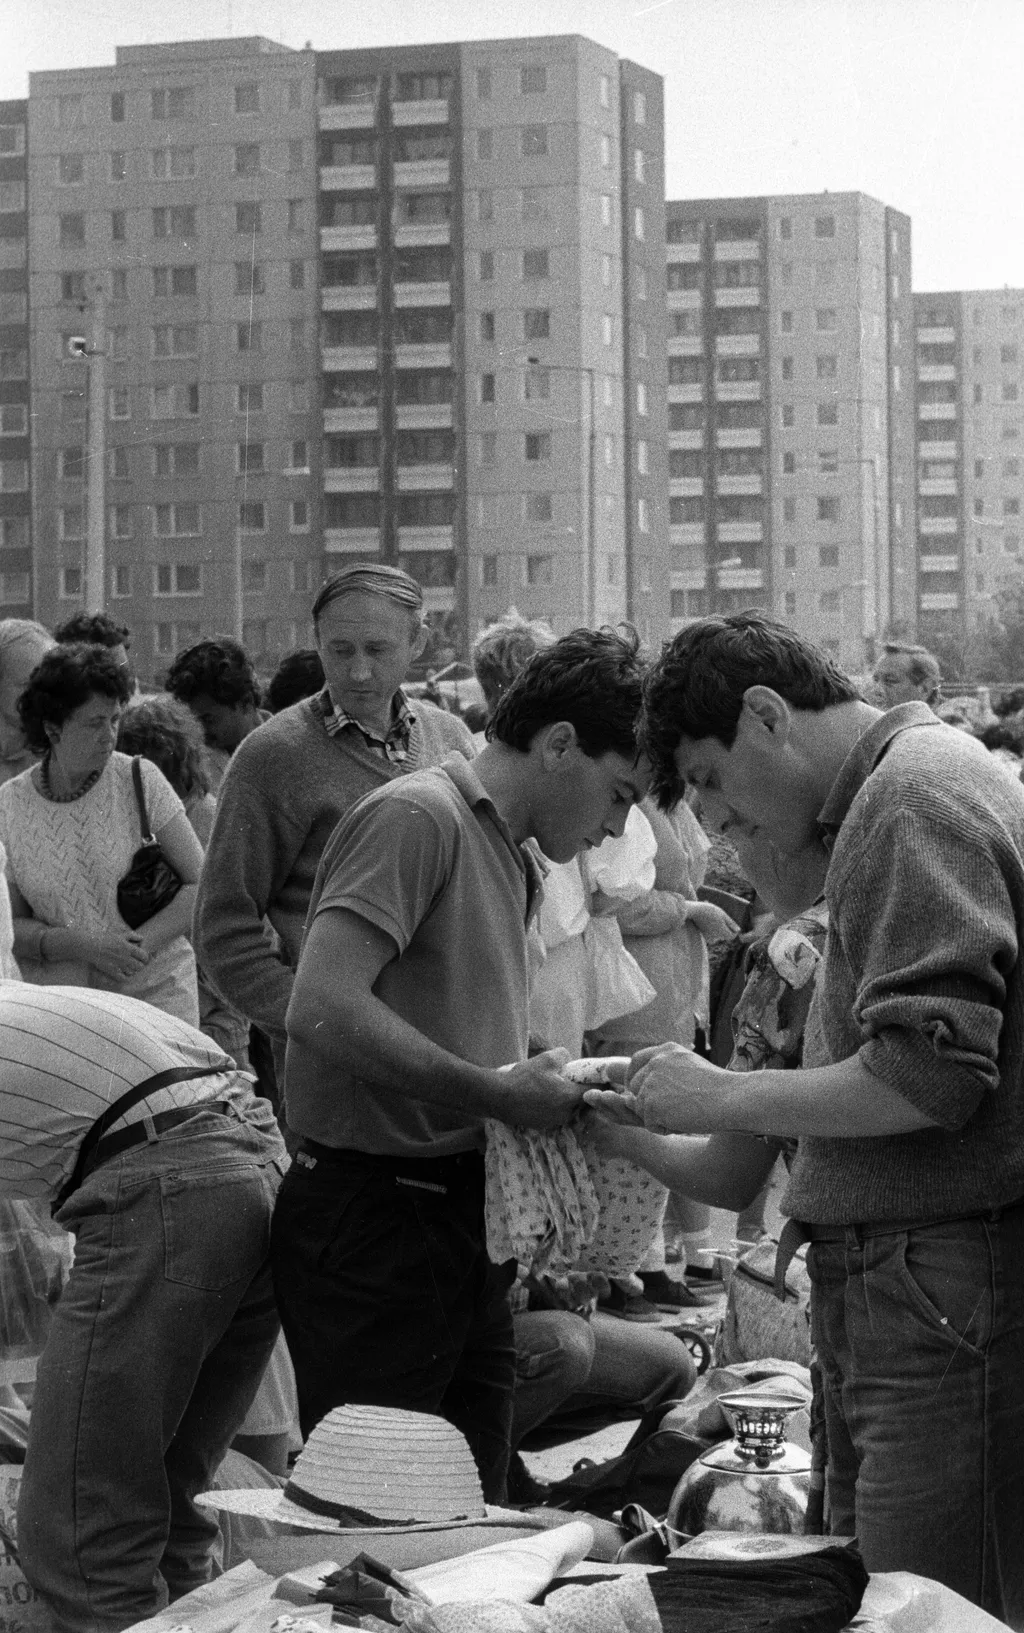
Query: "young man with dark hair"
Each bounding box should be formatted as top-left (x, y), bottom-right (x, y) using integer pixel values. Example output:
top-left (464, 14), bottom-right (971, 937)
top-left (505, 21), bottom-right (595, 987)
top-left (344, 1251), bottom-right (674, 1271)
top-left (616, 611), bottom-right (1024, 1625)
top-left (165, 636), bottom-right (265, 760)
top-left (273, 627), bottom-right (651, 1501)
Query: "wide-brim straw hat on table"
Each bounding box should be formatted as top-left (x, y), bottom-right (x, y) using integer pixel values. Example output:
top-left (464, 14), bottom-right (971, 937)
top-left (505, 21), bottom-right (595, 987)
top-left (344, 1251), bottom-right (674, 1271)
top-left (198, 1403), bottom-right (530, 1535)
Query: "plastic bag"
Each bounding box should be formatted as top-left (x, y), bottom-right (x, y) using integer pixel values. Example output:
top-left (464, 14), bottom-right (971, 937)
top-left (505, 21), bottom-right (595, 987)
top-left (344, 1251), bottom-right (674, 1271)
top-left (0, 1200), bottom-right (72, 1361)
top-left (582, 917), bottom-right (655, 1029)
top-left (583, 805), bottom-right (657, 901)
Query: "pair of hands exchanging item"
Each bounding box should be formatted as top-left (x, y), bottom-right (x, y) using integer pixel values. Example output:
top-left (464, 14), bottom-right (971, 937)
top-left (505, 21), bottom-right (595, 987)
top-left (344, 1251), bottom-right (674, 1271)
top-left (581, 1042), bottom-right (730, 1137)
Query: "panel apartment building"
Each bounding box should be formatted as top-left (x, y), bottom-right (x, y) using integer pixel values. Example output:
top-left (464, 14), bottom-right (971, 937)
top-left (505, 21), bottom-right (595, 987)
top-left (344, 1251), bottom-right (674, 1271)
top-left (665, 192), bottom-right (917, 674)
top-left (0, 100), bottom-right (30, 618)
top-left (914, 288), bottom-right (1024, 647)
top-left (26, 33), bottom-right (668, 680)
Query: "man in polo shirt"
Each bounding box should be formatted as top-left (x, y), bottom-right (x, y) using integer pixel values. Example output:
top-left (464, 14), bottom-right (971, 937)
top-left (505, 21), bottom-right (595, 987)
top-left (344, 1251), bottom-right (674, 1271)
top-left (617, 612), bottom-right (1024, 1626)
top-left (273, 627), bottom-right (651, 1500)
top-left (0, 981), bottom-right (285, 1633)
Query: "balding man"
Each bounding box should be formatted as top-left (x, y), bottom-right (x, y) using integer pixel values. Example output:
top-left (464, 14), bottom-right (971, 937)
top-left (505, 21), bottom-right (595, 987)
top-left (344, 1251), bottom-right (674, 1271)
top-left (194, 564), bottom-right (474, 1090)
top-left (871, 642), bottom-right (942, 711)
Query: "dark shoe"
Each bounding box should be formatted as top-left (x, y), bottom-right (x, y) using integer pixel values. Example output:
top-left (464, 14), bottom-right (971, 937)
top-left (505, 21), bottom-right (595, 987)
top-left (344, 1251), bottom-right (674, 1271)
top-left (506, 1451), bottom-right (552, 1506)
top-left (639, 1270), bottom-right (700, 1309)
top-left (598, 1282), bottom-right (663, 1323)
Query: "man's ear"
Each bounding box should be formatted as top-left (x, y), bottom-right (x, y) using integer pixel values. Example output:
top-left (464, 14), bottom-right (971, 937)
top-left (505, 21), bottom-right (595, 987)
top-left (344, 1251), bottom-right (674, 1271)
top-left (536, 719), bottom-right (578, 766)
top-left (409, 623), bottom-right (428, 663)
top-left (740, 685), bottom-right (791, 741)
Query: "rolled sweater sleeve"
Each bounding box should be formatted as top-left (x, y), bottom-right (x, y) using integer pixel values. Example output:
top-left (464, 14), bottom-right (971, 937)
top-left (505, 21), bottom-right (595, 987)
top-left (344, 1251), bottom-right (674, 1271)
top-left (193, 743), bottom-right (304, 1039)
top-left (835, 804), bottom-right (1017, 1129)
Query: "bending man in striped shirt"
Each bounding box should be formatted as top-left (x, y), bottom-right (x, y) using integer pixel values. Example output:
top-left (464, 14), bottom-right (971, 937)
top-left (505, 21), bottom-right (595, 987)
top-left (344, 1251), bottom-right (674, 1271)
top-left (0, 980), bottom-right (286, 1633)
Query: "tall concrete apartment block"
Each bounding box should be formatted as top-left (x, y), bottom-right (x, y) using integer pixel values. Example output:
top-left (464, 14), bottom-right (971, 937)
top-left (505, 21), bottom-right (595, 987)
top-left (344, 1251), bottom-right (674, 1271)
top-left (914, 289), bottom-right (1024, 644)
top-left (26, 33), bottom-right (667, 678)
top-left (665, 192), bottom-right (916, 672)
top-left (28, 39), bottom-right (320, 679)
top-left (0, 100), bottom-right (31, 618)
top-left (316, 35), bottom-right (668, 658)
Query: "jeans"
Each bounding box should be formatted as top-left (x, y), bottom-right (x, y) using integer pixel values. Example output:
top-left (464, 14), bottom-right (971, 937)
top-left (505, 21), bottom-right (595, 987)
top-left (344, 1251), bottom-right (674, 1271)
top-left (18, 1098), bottom-right (285, 1633)
top-left (271, 1148), bottom-right (517, 1503)
top-left (809, 1204), bottom-right (1024, 1629)
top-left (512, 1309), bottom-right (695, 1446)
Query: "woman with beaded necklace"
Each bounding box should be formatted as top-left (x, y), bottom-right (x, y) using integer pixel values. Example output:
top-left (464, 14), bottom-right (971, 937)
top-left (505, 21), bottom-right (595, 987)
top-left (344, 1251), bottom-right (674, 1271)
top-left (0, 643), bottom-right (203, 1023)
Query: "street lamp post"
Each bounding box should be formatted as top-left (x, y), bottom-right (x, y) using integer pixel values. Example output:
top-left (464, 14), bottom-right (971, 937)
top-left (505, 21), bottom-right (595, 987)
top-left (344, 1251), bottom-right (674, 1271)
top-left (526, 356), bottom-right (596, 627)
top-left (79, 278), bottom-right (107, 614)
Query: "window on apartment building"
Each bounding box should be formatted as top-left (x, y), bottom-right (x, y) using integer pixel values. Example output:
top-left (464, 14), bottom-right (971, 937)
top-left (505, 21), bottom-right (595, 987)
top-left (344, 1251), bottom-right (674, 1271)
top-left (241, 561), bottom-right (267, 594)
top-left (288, 140), bottom-right (304, 173)
top-left (525, 431), bottom-right (552, 461)
top-left (784, 591), bottom-right (797, 615)
top-left (57, 153), bottom-right (83, 186)
top-left (152, 87), bottom-right (194, 120)
top-left (1002, 344), bottom-right (1019, 365)
top-left (287, 439), bottom-right (309, 472)
top-left (155, 563), bottom-right (202, 596)
top-left (520, 65), bottom-right (547, 94)
top-left (289, 260), bottom-right (305, 290)
top-left (819, 449), bottom-right (839, 473)
top-left (602, 253), bottom-right (613, 289)
top-left (0, 516), bottom-right (28, 550)
top-left (236, 321), bottom-right (261, 352)
top-left (1004, 457), bottom-right (1021, 477)
top-left (152, 323), bottom-right (197, 358)
top-left (152, 265), bottom-right (197, 297)
top-left (780, 310), bottom-right (793, 333)
top-left (60, 445), bottom-right (84, 480)
top-left (520, 187), bottom-right (548, 221)
top-left (151, 383), bottom-right (198, 419)
top-left (153, 443), bottom-right (199, 477)
top-left (779, 216), bottom-right (792, 239)
top-left (1006, 498), bottom-right (1021, 517)
top-left (476, 67), bottom-right (492, 99)
top-left (236, 202), bottom-right (261, 235)
top-left (781, 356), bottom-right (793, 380)
top-left (476, 128), bottom-right (493, 161)
top-left (634, 148), bottom-right (646, 184)
top-left (237, 442), bottom-right (264, 474)
top-left (109, 505), bottom-right (133, 539)
top-left (636, 381), bottom-right (647, 414)
top-left (60, 214), bottom-right (86, 245)
top-left (153, 205), bottom-right (195, 240)
top-left (111, 210), bottom-right (126, 242)
top-left (480, 554), bottom-right (499, 586)
top-left (783, 545), bottom-right (797, 568)
top-left (600, 133), bottom-right (612, 167)
top-left (478, 433), bottom-right (497, 465)
top-left (111, 564), bottom-right (132, 597)
top-left (235, 262), bottom-right (264, 297)
top-left (154, 506), bottom-right (201, 539)
top-left (151, 145), bottom-right (197, 179)
top-left (109, 151), bottom-right (126, 181)
top-left (523, 365), bottom-right (549, 400)
top-left (816, 354), bottom-right (838, 379)
top-left (110, 91), bottom-right (125, 122)
top-left (634, 206), bottom-right (645, 240)
top-left (816, 402), bottom-right (838, 426)
top-left (782, 453), bottom-right (796, 474)
top-left (819, 590), bottom-right (840, 612)
top-left (480, 312), bottom-right (495, 343)
top-left (112, 268), bottom-right (129, 300)
top-left (479, 250), bottom-right (494, 281)
top-left (238, 502), bottom-right (266, 532)
top-left (60, 505), bottom-right (84, 540)
top-left (819, 544), bottom-right (839, 567)
top-left (817, 496), bottom-right (840, 522)
top-left (1004, 383), bottom-right (1020, 402)
top-left (782, 497), bottom-right (796, 522)
top-left (521, 125), bottom-right (548, 157)
top-left (523, 248), bottom-right (549, 280)
top-left (234, 142), bottom-right (260, 178)
top-left (0, 405), bottom-right (27, 436)
top-left (634, 90), bottom-right (647, 124)
top-left (235, 82), bottom-right (260, 114)
top-left (526, 554), bottom-right (553, 586)
top-left (816, 308), bottom-right (838, 331)
top-left (476, 189), bottom-right (493, 222)
top-left (603, 314), bottom-right (614, 347)
top-left (524, 308), bottom-right (550, 341)
top-left (60, 568), bottom-right (83, 599)
top-left (782, 404), bottom-right (795, 427)
top-left (600, 194), bottom-right (613, 228)
top-left (975, 384), bottom-right (984, 404)
top-left (287, 200), bottom-right (305, 234)
top-left (524, 493), bottom-right (553, 523)
top-left (814, 215), bottom-right (836, 238)
top-left (61, 271), bottom-right (87, 302)
top-left (109, 388), bottom-right (131, 420)
top-left (290, 501), bottom-right (310, 533)
top-left (637, 439), bottom-right (650, 475)
top-left (0, 294), bottom-right (26, 325)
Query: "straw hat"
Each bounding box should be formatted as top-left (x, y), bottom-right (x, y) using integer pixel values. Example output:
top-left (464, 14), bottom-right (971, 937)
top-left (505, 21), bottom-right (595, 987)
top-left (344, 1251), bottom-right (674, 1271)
top-left (199, 1404), bottom-right (523, 1534)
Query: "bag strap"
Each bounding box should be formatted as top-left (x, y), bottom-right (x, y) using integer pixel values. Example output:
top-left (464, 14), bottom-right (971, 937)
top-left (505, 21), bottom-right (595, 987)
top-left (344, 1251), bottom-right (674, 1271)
top-left (130, 755), bottom-right (154, 843)
top-left (53, 1062), bottom-right (226, 1215)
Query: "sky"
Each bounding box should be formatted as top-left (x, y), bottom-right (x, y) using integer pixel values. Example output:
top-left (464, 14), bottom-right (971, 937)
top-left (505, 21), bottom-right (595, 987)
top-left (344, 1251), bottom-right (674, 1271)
top-left (3, 0), bottom-right (1022, 293)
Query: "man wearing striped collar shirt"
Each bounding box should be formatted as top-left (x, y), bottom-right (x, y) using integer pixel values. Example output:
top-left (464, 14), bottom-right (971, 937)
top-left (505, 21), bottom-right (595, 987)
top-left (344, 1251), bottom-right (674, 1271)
top-left (0, 981), bottom-right (285, 1633)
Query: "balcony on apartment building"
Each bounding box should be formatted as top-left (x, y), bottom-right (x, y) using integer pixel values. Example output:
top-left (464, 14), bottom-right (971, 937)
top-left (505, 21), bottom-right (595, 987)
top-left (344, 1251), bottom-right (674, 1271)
top-left (668, 428), bottom-right (704, 451)
top-left (919, 554), bottom-right (960, 574)
top-left (669, 477), bottom-right (704, 498)
top-left (918, 364), bottom-right (957, 384)
top-left (919, 402), bottom-right (957, 420)
top-left (920, 591), bottom-right (960, 611)
top-left (918, 515), bottom-right (959, 535)
top-left (717, 473), bottom-right (763, 496)
top-left (918, 477), bottom-right (957, 497)
top-left (717, 520), bottom-right (764, 545)
top-left (716, 333), bottom-right (760, 357)
top-left (716, 426), bottom-right (763, 450)
top-left (717, 563), bottom-right (764, 589)
top-left (917, 440), bottom-right (956, 460)
top-left (916, 327), bottom-right (956, 346)
top-left (670, 522), bottom-right (706, 548)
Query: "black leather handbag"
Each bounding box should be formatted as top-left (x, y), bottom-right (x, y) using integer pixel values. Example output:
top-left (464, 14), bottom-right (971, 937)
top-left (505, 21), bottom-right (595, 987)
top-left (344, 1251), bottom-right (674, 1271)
top-left (116, 756), bottom-right (182, 929)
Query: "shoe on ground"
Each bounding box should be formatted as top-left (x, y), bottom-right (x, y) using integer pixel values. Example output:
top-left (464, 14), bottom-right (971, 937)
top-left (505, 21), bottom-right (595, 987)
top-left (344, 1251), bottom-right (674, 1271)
top-left (506, 1451), bottom-right (553, 1506)
top-left (639, 1270), bottom-right (700, 1309)
top-left (598, 1282), bottom-right (664, 1323)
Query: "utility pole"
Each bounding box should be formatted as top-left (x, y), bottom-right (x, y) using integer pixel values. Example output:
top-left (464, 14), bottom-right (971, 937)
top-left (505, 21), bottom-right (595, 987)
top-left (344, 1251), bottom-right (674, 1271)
top-left (83, 279), bottom-right (107, 613)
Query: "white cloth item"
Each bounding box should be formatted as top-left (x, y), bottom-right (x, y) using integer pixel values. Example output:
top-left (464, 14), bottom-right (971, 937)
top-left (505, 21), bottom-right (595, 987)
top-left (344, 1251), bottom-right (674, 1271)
top-left (534, 860), bottom-right (589, 951)
top-left (484, 1121), bottom-right (667, 1278)
top-left (406, 1521), bottom-right (593, 1604)
top-left (582, 806), bottom-right (657, 901)
top-left (582, 918), bottom-right (656, 1030)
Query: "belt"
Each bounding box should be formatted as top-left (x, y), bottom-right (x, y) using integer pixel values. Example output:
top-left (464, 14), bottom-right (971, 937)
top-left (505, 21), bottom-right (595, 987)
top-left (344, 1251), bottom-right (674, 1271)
top-left (774, 1199), bottom-right (1024, 1301)
top-left (86, 1100), bottom-right (234, 1178)
top-left (295, 1139), bottom-right (483, 1196)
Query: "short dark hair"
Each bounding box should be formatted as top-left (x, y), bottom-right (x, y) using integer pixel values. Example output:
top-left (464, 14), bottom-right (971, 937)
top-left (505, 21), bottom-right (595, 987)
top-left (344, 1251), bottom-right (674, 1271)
top-left (641, 613), bottom-right (860, 808)
top-left (487, 626), bottom-right (646, 761)
top-left (18, 643), bottom-right (132, 754)
top-left (265, 648), bottom-right (325, 713)
top-left (165, 637), bottom-right (261, 710)
top-left (877, 642), bottom-right (941, 691)
top-left (53, 611), bottom-right (131, 651)
top-left (471, 611), bottom-right (556, 713)
top-left (116, 694), bottom-right (210, 800)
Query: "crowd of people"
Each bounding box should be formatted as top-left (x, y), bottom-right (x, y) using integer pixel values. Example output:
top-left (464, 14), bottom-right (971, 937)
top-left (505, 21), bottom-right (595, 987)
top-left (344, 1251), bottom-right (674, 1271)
top-left (0, 580), bottom-right (1023, 1632)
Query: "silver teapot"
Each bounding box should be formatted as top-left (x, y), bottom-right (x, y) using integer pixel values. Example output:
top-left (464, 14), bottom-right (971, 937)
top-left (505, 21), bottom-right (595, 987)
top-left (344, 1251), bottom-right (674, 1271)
top-left (666, 1388), bottom-right (811, 1541)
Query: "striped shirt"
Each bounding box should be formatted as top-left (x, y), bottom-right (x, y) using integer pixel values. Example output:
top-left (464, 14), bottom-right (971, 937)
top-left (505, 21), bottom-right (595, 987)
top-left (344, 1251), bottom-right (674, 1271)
top-left (0, 982), bottom-right (236, 1202)
top-left (320, 685), bottom-right (416, 765)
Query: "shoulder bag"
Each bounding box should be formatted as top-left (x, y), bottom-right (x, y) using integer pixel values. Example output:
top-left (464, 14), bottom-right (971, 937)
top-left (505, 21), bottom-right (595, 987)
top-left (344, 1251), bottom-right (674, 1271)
top-left (116, 756), bottom-right (183, 929)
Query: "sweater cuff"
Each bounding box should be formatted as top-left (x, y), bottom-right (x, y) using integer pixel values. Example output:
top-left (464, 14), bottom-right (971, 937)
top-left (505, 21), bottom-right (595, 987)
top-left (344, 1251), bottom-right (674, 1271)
top-left (859, 1027), bottom-right (991, 1131)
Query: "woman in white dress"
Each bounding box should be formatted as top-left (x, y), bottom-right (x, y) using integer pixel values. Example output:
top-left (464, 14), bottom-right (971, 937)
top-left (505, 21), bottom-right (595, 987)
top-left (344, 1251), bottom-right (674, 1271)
top-left (0, 643), bottom-right (203, 1024)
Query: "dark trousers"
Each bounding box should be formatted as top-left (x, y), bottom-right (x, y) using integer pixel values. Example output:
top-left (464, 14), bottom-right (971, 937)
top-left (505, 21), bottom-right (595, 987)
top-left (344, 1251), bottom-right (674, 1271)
top-left (271, 1146), bottom-right (516, 1503)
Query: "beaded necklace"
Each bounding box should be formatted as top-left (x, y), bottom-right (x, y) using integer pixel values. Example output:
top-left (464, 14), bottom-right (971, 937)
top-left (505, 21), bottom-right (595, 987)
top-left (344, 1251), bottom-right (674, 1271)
top-left (39, 754), bottom-right (104, 804)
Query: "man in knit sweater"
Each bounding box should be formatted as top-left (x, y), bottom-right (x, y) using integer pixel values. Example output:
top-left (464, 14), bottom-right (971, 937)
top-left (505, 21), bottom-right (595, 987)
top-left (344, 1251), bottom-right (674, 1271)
top-left (609, 613), bottom-right (1024, 1627)
top-left (193, 564), bottom-right (473, 1091)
